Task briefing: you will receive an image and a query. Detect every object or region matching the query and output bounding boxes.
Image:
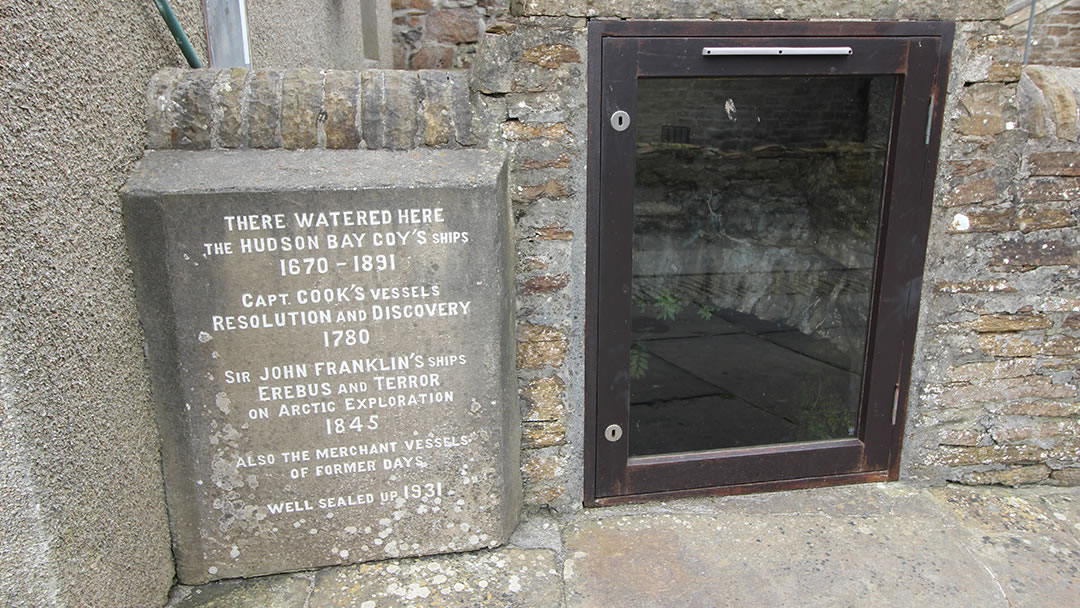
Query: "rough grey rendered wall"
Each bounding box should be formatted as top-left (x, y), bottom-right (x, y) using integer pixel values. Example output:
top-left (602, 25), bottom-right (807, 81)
top-left (247, 0), bottom-right (393, 69)
top-left (0, 2), bottom-right (207, 606)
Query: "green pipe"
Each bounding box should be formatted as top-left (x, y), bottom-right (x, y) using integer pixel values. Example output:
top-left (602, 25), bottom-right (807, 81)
top-left (152, 0), bottom-right (203, 68)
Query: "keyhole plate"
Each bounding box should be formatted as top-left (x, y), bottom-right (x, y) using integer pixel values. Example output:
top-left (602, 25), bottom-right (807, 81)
top-left (610, 110), bottom-right (630, 131)
top-left (604, 424), bottom-right (623, 442)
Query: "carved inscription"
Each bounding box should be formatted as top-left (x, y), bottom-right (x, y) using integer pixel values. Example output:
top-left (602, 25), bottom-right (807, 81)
top-left (163, 197), bottom-right (504, 577)
top-left (196, 206), bottom-right (473, 504)
top-left (125, 150), bottom-right (515, 583)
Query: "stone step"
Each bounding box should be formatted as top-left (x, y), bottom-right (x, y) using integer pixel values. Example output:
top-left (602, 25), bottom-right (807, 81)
top-left (166, 483), bottom-right (1080, 608)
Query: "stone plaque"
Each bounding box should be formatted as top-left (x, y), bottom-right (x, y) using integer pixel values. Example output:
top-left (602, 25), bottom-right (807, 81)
top-left (123, 150), bottom-right (518, 584)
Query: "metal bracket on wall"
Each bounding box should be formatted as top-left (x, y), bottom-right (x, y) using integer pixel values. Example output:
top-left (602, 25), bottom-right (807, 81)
top-left (205, 0), bottom-right (251, 68)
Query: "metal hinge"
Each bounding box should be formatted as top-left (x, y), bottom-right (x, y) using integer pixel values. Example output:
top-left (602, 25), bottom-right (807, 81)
top-left (924, 91), bottom-right (936, 145)
top-left (891, 384), bottom-right (901, 425)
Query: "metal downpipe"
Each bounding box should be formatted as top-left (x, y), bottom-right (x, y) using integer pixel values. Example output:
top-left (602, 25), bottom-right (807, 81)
top-left (152, 0), bottom-right (203, 68)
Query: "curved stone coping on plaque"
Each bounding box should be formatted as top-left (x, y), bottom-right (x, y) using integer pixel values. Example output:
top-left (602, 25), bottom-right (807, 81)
top-left (145, 68), bottom-right (476, 152)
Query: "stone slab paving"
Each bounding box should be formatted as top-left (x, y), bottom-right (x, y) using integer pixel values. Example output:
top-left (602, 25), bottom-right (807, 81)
top-left (168, 573), bottom-right (313, 608)
top-left (927, 487), bottom-right (1080, 608)
top-left (1039, 491), bottom-right (1080, 536)
top-left (562, 508), bottom-right (1000, 607)
top-left (308, 548), bottom-right (562, 607)
top-left (168, 483), bottom-right (1080, 608)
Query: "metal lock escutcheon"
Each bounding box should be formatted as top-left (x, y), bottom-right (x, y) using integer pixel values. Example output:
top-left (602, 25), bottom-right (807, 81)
top-left (610, 110), bottom-right (630, 131)
top-left (604, 424), bottom-right (623, 442)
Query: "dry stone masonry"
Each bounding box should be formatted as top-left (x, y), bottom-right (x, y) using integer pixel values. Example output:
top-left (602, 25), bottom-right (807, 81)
top-left (391, 0), bottom-right (509, 69)
top-left (906, 50), bottom-right (1080, 487)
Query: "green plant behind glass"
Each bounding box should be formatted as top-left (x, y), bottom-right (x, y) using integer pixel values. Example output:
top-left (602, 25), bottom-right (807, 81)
top-left (789, 380), bottom-right (855, 441)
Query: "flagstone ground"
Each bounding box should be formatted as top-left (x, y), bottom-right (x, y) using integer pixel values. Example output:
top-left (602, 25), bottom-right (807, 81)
top-left (167, 483), bottom-right (1080, 607)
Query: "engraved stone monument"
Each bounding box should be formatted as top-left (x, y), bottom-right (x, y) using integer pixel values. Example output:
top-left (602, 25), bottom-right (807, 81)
top-left (123, 149), bottom-right (518, 584)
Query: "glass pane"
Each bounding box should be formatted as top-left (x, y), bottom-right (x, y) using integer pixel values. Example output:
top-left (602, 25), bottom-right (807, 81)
top-left (628, 75), bottom-right (896, 457)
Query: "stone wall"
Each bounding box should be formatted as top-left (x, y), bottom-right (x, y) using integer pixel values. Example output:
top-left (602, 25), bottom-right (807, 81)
top-left (470, 19), bottom-right (587, 507)
top-left (0, 2), bottom-right (207, 607)
top-left (509, 0), bottom-right (1005, 20)
top-left (1016, 0), bottom-right (1080, 68)
top-left (631, 142), bottom-right (885, 366)
top-left (144, 48), bottom-right (587, 507)
top-left (392, 0), bottom-right (509, 69)
top-left (904, 60), bottom-right (1080, 487)
top-left (479, 5), bottom-right (1077, 498)
top-left (139, 0), bottom-right (1080, 526)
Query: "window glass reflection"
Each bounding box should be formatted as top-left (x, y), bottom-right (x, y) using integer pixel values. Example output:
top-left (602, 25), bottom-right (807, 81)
top-left (629, 76), bottom-right (896, 456)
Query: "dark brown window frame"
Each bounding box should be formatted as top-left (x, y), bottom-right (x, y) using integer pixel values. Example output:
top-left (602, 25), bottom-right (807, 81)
top-left (585, 20), bottom-right (954, 506)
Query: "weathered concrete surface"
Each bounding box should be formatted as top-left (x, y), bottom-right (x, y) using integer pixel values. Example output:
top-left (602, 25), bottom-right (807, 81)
top-left (168, 574), bottom-right (313, 608)
top-left (1040, 491), bottom-right (1080, 534)
top-left (930, 488), bottom-right (1080, 607)
top-left (0, 1), bottom-right (206, 606)
top-left (563, 485), bottom-right (1080, 608)
top-left (169, 484), bottom-right (1080, 608)
top-left (308, 548), bottom-right (562, 607)
top-left (564, 507), bottom-right (997, 606)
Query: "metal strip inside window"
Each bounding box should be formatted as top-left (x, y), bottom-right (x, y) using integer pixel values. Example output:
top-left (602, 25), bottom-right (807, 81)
top-left (702, 47), bottom-right (854, 56)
